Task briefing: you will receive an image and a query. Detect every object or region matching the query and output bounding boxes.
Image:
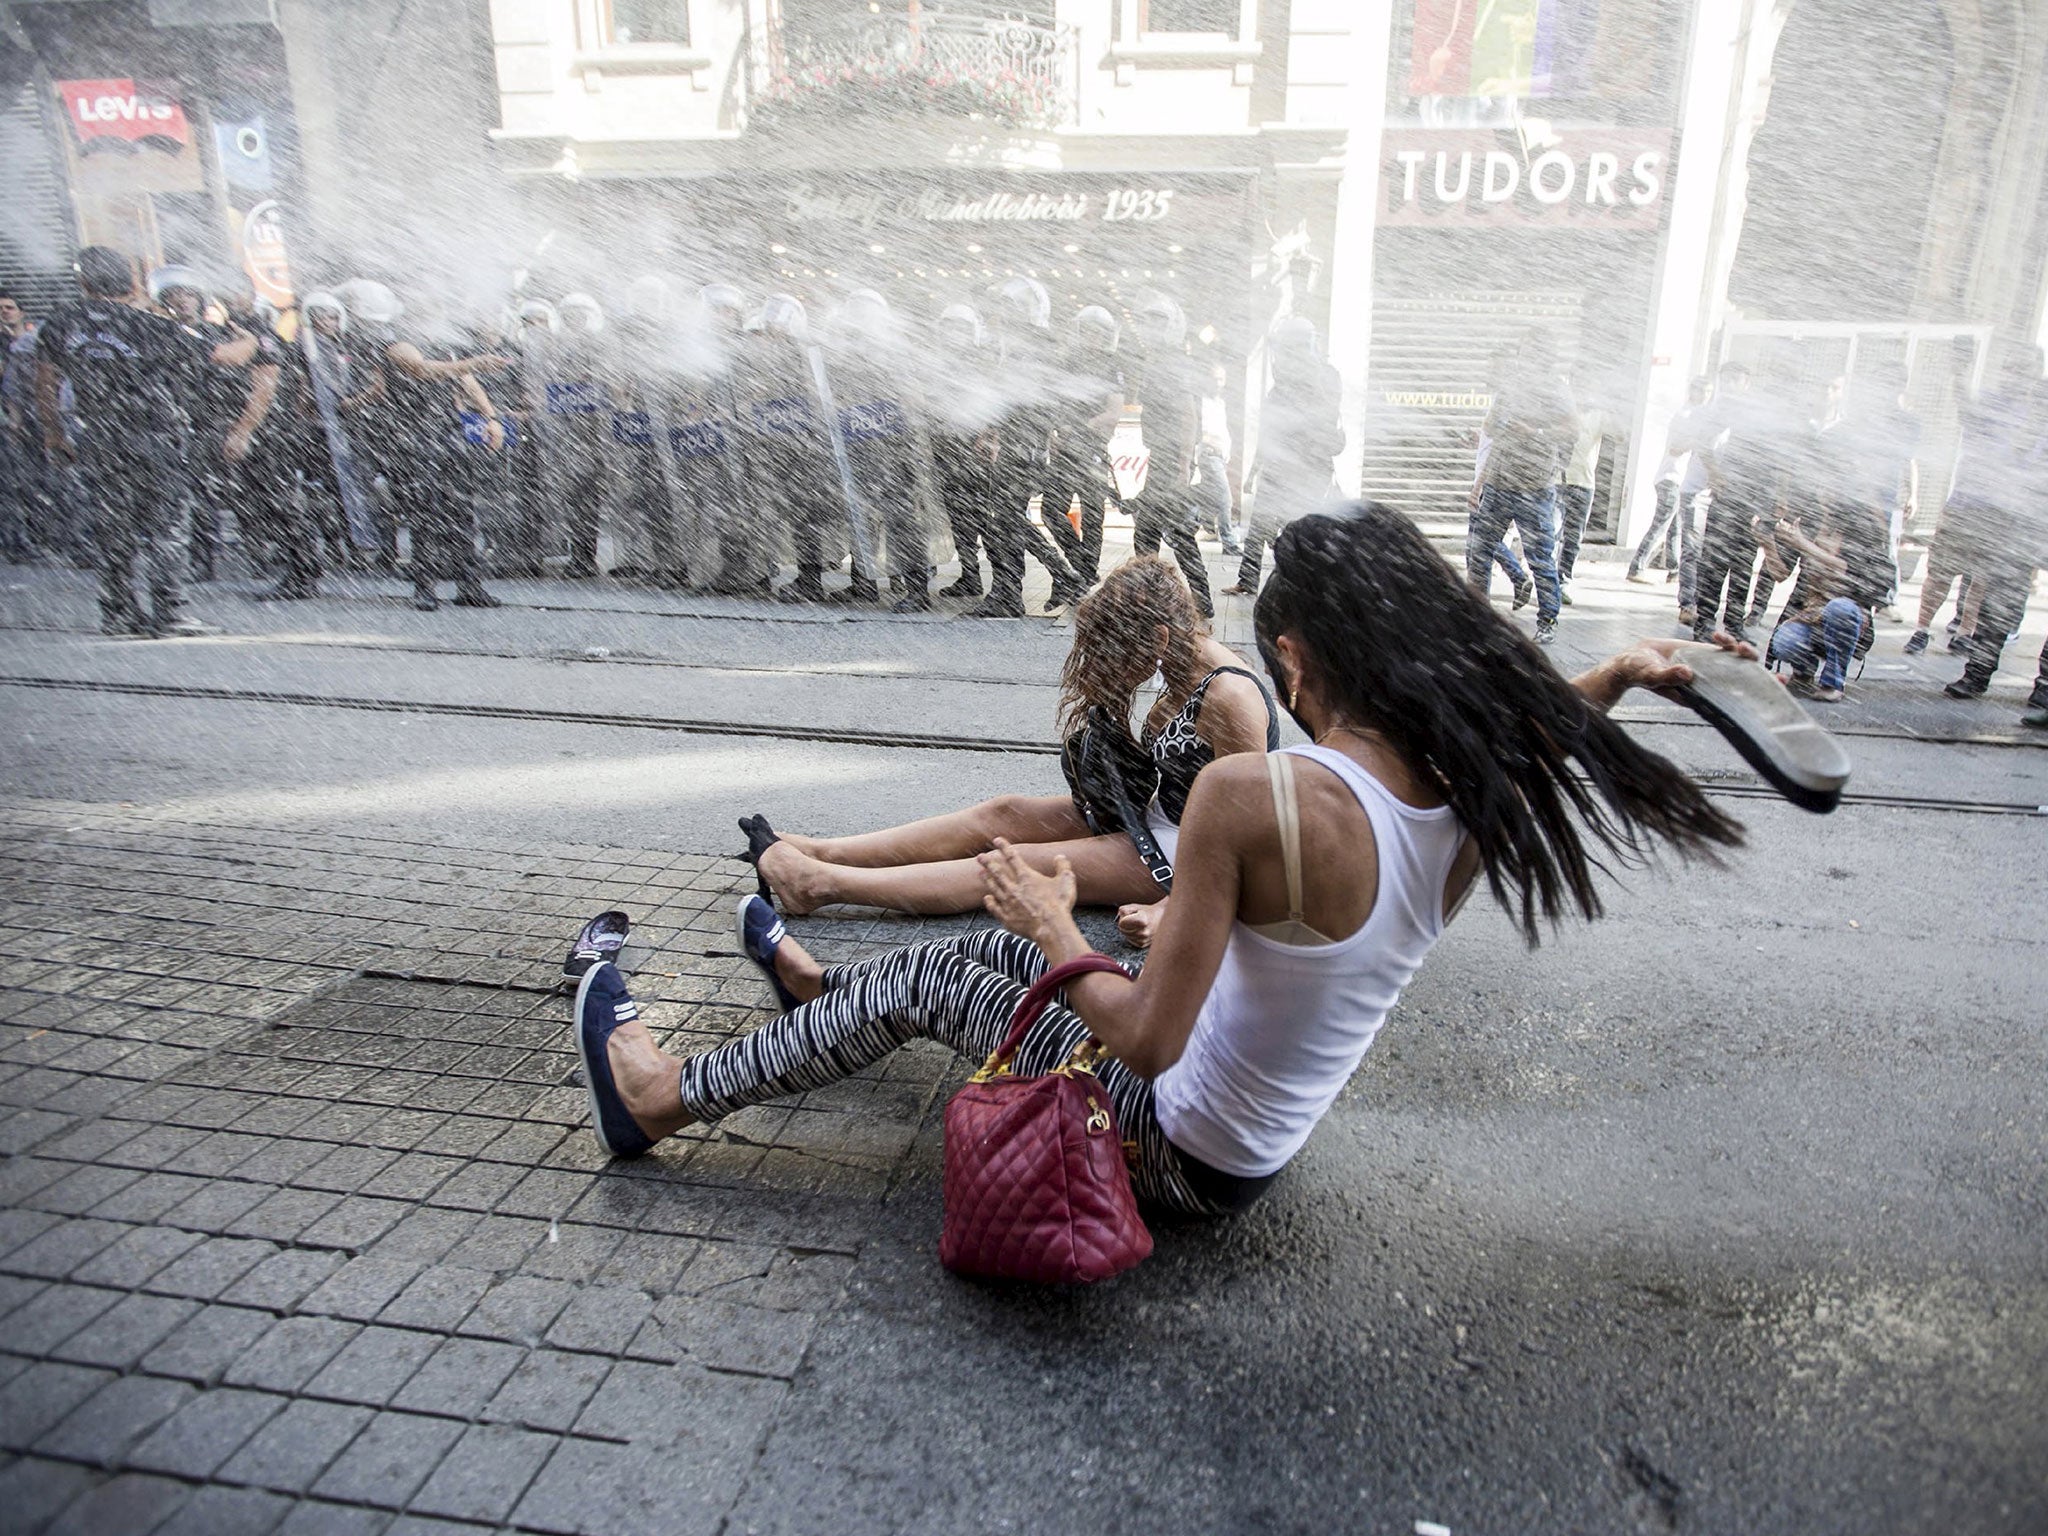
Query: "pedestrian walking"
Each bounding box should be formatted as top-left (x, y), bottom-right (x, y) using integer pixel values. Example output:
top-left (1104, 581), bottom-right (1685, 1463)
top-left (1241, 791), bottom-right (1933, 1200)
top-left (35, 246), bottom-right (259, 636)
top-left (1692, 357), bottom-right (1803, 644)
top-left (1463, 329), bottom-right (1573, 643)
top-left (1224, 316), bottom-right (1342, 599)
top-left (1554, 395), bottom-right (1607, 598)
top-left (1193, 359), bottom-right (1241, 555)
top-left (1627, 375), bottom-right (1707, 584)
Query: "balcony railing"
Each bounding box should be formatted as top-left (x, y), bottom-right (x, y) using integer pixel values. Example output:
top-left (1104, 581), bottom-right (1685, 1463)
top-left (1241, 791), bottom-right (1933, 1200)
top-left (751, 11), bottom-right (1079, 134)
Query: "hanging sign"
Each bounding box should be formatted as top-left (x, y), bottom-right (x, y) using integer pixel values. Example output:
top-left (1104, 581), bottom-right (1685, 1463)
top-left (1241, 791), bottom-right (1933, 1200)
top-left (57, 79), bottom-right (192, 151)
top-left (1381, 130), bottom-right (1670, 229)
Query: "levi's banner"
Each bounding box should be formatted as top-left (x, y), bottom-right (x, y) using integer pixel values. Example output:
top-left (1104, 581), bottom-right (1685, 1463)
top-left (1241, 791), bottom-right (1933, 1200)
top-left (57, 79), bottom-right (192, 150)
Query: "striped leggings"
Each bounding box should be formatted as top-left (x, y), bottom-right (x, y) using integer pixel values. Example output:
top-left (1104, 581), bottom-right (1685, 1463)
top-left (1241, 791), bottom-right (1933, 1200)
top-left (677, 928), bottom-right (1237, 1215)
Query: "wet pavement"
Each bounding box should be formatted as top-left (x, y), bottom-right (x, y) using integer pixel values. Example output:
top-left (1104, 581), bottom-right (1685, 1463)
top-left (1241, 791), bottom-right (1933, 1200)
top-left (0, 542), bottom-right (2043, 1535)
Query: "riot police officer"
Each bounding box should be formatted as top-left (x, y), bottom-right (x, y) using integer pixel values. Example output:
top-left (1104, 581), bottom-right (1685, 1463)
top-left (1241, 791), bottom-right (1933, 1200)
top-left (1124, 288), bottom-right (1212, 617)
top-left (734, 294), bottom-right (844, 603)
top-left (1042, 304), bottom-right (1125, 589)
top-left (925, 303), bottom-right (1001, 600)
top-left (827, 289), bottom-right (931, 612)
top-left (976, 276), bottom-right (1082, 619)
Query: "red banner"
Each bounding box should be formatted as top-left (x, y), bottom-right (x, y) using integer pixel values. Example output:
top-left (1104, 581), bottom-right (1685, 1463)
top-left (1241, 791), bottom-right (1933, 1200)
top-left (57, 79), bottom-right (192, 150)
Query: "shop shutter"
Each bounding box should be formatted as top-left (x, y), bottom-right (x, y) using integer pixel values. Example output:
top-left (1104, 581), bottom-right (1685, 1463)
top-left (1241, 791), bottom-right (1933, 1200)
top-left (1361, 289), bottom-right (1582, 537)
top-left (0, 78), bottom-right (75, 316)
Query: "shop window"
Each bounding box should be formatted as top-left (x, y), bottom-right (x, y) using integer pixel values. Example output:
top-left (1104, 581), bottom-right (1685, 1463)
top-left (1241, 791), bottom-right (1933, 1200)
top-left (1139, 0), bottom-right (1242, 38)
top-left (607, 0), bottom-right (689, 46)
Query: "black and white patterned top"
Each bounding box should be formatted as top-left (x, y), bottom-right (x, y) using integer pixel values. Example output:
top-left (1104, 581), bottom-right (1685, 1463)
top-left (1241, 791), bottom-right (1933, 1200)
top-left (1144, 666), bottom-right (1280, 824)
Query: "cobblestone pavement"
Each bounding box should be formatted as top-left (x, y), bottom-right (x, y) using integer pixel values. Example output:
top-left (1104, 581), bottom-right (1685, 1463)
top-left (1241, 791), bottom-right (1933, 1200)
top-left (0, 800), bottom-right (958, 1534)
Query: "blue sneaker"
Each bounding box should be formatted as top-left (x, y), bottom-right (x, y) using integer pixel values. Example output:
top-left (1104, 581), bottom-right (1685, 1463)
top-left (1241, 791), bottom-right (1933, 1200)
top-left (561, 908), bottom-right (630, 983)
top-left (571, 961), bottom-right (655, 1159)
top-left (735, 894), bottom-right (801, 1013)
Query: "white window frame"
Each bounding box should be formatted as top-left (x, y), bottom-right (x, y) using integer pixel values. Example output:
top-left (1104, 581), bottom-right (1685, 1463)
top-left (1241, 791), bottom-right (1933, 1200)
top-left (1111, 0), bottom-right (1260, 70)
top-left (569, 0), bottom-right (711, 81)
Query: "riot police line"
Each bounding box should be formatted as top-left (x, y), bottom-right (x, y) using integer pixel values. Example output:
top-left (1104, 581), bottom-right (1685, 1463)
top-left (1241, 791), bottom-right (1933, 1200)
top-left (8, 253), bottom-right (1345, 625)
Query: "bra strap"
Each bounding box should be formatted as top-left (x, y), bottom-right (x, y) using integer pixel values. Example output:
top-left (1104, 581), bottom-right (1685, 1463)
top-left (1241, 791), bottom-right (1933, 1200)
top-left (1265, 752), bottom-right (1305, 925)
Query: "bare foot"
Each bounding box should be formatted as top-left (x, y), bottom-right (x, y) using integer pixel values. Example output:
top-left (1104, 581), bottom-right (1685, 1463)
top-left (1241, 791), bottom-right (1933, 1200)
top-left (777, 829), bottom-right (827, 860)
top-left (771, 928), bottom-right (827, 1004)
top-left (605, 1017), bottom-right (694, 1142)
top-left (1116, 898), bottom-right (1168, 948)
top-left (756, 840), bottom-right (831, 916)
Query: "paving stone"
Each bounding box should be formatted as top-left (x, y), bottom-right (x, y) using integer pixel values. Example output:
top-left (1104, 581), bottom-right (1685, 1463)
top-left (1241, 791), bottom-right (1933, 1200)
top-left (407, 1421), bottom-right (557, 1524)
top-left (161, 1177), bottom-right (272, 1233)
top-left (365, 1208), bottom-right (480, 1264)
top-left (442, 1214), bottom-right (547, 1273)
top-left (481, 1350), bottom-right (613, 1435)
top-left (297, 1144), bottom-right (400, 1194)
top-left (0, 1361), bottom-right (116, 1449)
top-left (217, 1398), bottom-right (373, 1494)
top-left (23, 1162), bottom-right (142, 1216)
top-left (273, 1498), bottom-right (393, 1536)
top-left (225, 1188), bottom-right (344, 1245)
top-left (35, 1371), bottom-right (194, 1465)
top-left (303, 1326), bottom-right (439, 1408)
top-left (152, 1483), bottom-right (294, 1536)
top-left (389, 1336), bottom-right (524, 1419)
top-left (2, 1282), bottom-right (119, 1356)
top-left (127, 1386), bottom-right (288, 1479)
top-left (427, 1160), bottom-right (527, 1213)
top-left (68, 1223), bottom-right (202, 1289)
top-left (140, 1303), bottom-right (277, 1384)
top-left (0, 1217), bottom-right (126, 1280)
top-left (376, 1267), bottom-right (494, 1332)
top-left (512, 1434), bottom-right (737, 1536)
top-left (517, 1221), bottom-right (624, 1284)
top-left (0, 1272), bottom-right (44, 1319)
top-left (310, 1409), bottom-right (464, 1508)
top-left (44, 1469), bottom-right (192, 1536)
top-left (590, 1232), bottom-right (704, 1296)
top-left (573, 1358), bottom-right (785, 1450)
top-left (223, 1315), bottom-right (361, 1393)
top-left (0, 1454), bottom-right (103, 1535)
top-left (87, 1170), bottom-right (209, 1223)
top-left (388, 1516), bottom-right (490, 1536)
top-left (223, 1247), bottom-right (345, 1310)
top-left (299, 1256), bottom-right (422, 1322)
top-left (545, 1285), bottom-right (655, 1356)
top-left (49, 1290), bottom-right (199, 1369)
top-left (358, 1152), bottom-right (462, 1203)
top-left (298, 1196), bottom-right (410, 1253)
top-left (146, 1236), bottom-right (277, 1299)
top-left (0, 1108), bottom-right (72, 1155)
top-left (461, 1275), bottom-right (574, 1345)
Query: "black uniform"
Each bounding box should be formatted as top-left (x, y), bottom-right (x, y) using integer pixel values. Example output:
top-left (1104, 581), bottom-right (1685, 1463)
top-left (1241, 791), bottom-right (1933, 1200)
top-left (1235, 360), bottom-right (1343, 592)
top-left (832, 347), bottom-right (929, 607)
top-left (382, 337), bottom-right (491, 605)
top-left (734, 331), bottom-right (842, 601)
top-left (35, 299), bottom-right (214, 632)
top-left (985, 325), bottom-right (1080, 616)
top-left (1125, 344), bottom-right (1212, 615)
top-left (1042, 343), bottom-right (1123, 587)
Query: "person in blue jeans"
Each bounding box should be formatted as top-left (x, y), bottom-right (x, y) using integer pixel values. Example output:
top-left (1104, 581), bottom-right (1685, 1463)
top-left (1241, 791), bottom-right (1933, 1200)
top-left (1462, 331), bottom-right (1573, 642)
top-left (1755, 505), bottom-right (1888, 703)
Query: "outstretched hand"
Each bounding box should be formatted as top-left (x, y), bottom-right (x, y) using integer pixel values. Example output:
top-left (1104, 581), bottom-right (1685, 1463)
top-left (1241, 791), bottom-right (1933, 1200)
top-left (1607, 631), bottom-right (1759, 701)
top-left (979, 839), bottom-right (1076, 945)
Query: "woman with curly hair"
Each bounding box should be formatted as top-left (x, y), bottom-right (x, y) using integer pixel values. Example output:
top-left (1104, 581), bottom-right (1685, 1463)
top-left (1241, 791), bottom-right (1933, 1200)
top-left (743, 556), bottom-right (1277, 920)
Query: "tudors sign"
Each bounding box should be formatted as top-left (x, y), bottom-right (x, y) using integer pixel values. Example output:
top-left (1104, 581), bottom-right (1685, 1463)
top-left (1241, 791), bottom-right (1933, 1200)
top-left (1381, 130), bottom-right (1670, 230)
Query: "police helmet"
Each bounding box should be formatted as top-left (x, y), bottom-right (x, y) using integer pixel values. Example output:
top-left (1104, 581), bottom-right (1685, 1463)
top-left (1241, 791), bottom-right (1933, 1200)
top-left (147, 265), bottom-right (208, 303)
top-left (1131, 290), bottom-right (1186, 350)
top-left (1072, 305), bottom-right (1119, 352)
top-left (993, 276), bottom-right (1050, 331)
top-left (558, 292), bottom-right (605, 333)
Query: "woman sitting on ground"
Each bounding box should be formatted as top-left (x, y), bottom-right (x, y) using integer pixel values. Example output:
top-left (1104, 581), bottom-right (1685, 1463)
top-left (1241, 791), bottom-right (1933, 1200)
top-left (744, 556), bottom-right (1277, 939)
top-left (573, 504), bottom-right (1746, 1213)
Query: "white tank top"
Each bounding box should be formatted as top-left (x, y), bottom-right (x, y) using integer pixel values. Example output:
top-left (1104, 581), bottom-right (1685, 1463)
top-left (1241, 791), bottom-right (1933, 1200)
top-left (1153, 744), bottom-right (1468, 1178)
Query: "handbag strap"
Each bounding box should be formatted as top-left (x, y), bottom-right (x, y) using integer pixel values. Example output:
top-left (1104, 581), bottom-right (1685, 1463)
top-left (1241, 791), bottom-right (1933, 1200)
top-left (991, 953), bottom-right (1130, 1069)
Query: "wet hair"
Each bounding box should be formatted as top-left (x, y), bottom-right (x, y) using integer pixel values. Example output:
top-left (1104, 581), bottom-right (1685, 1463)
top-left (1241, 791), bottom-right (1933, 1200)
top-left (1254, 504), bottom-right (1744, 945)
top-left (76, 247), bottom-right (133, 298)
top-left (1058, 556), bottom-right (1206, 740)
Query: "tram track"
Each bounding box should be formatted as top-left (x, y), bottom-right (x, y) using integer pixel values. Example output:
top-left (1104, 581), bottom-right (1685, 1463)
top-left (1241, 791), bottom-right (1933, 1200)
top-left (2, 620), bottom-right (2044, 750)
top-left (5, 672), bottom-right (2044, 817)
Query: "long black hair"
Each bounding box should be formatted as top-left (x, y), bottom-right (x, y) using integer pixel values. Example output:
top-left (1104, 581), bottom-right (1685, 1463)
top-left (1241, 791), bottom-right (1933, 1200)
top-left (1253, 503), bottom-right (1743, 945)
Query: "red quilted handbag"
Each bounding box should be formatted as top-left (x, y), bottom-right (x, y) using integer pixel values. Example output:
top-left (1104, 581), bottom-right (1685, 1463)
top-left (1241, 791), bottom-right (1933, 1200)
top-left (939, 954), bottom-right (1154, 1284)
